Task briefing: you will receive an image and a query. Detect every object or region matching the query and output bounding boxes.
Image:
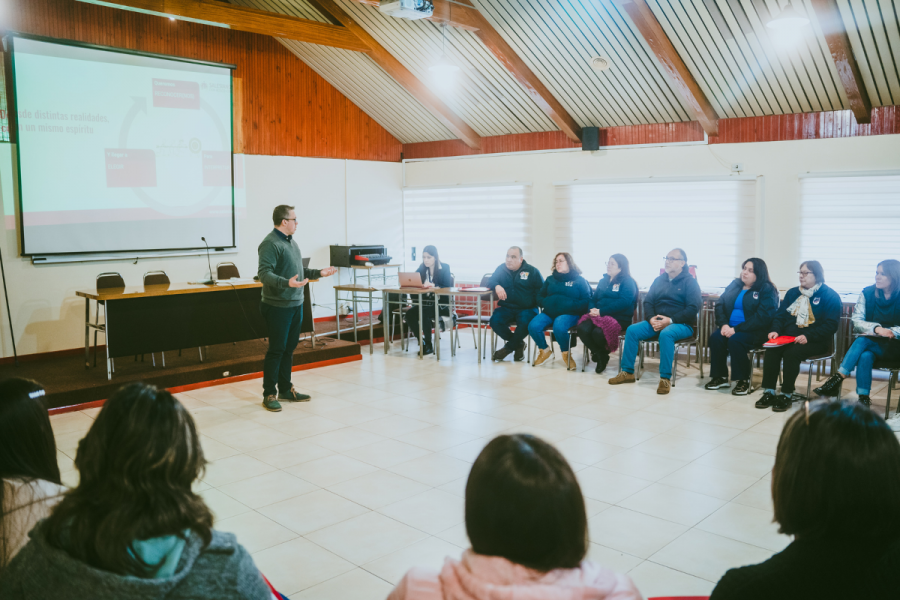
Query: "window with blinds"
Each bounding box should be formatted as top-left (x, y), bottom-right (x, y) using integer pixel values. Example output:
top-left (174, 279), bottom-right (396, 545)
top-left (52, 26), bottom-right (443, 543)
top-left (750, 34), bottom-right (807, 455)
top-left (799, 174), bottom-right (900, 294)
top-left (555, 179), bottom-right (756, 289)
top-left (403, 184), bottom-right (532, 283)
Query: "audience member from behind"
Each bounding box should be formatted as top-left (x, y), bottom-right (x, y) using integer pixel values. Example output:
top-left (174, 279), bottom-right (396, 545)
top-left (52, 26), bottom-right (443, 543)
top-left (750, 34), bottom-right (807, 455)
top-left (0, 382), bottom-right (272, 600)
top-left (0, 378), bottom-right (64, 571)
top-left (711, 400), bottom-right (900, 600)
top-left (387, 434), bottom-right (642, 600)
top-left (488, 246), bottom-right (544, 362)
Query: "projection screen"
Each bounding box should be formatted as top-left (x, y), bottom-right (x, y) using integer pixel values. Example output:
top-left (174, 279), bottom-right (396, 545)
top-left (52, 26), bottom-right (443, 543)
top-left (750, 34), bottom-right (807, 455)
top-left (10, 34), bottom-right (235, 255)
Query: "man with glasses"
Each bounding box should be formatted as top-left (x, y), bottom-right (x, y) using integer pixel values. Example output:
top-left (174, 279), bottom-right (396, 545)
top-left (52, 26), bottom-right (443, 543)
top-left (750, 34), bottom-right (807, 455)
top-left (609, 248), bottom-right (702, 394)
top-left (488, 246), bottom-right (544, 362)
top-left (258, 204), bottom-right (337, 412)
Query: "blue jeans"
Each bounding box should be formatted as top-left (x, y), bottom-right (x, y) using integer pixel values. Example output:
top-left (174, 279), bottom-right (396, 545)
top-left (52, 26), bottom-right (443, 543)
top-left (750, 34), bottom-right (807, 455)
top-left (528, 313), bottom-right (579, 351)
top-left (260, 302), bottom-right (303, 397)
top-left (839, 336), bottom-right (887, 395)
top-left (490, 306), bottom-right (538, 350)
top-left (621, 320), bottom-right (694, 379)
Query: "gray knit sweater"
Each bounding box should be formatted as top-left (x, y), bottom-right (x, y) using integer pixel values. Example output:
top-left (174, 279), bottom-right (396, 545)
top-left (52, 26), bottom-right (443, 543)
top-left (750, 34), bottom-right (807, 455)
top-left (257, 229), bottom-right (322, 308)
top-left (0, 521), bottom-right (272, 600)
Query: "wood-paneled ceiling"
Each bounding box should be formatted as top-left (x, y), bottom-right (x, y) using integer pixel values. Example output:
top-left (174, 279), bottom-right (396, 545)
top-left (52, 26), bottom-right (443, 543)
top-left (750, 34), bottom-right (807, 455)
top-left (94, 0), bottom-right (900, 145)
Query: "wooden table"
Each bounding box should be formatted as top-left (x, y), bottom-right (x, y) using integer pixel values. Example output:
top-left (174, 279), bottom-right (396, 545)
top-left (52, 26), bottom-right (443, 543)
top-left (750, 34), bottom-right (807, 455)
top-left (76, 281), bottom-right (313, 380)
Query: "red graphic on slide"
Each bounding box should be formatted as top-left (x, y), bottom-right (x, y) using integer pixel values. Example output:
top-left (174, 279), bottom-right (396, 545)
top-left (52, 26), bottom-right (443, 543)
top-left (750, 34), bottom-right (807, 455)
top-left (202, 151), bottom-right (231, 186)
top-left (152, 79), bottom-right (200, 109)
top-left (105, 149), bottom-right (157, 187)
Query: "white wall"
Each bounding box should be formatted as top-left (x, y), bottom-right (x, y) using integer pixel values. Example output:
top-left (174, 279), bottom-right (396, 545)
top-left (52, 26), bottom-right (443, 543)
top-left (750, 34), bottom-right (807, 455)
top-left (403, 135), bottom-right (900, 287)
top-left (0, 148), bottom-right (402, 358)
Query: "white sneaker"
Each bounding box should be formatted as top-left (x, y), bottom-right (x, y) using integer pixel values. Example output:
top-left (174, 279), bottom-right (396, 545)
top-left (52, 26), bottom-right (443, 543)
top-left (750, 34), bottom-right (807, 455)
top-left (886, 413), bottom-right (900, 432)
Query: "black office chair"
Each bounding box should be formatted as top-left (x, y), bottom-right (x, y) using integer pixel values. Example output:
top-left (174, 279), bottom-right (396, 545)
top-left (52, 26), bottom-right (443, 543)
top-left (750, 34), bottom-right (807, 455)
top-left (90, 272), bottom-right (125, 371)
top-left (142, 271), bottom-right (171, 367)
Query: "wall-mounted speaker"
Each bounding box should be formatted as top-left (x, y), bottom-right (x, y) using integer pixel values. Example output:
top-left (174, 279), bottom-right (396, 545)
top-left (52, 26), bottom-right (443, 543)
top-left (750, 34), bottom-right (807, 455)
top-left (582, 126), bottom-right (600, 151)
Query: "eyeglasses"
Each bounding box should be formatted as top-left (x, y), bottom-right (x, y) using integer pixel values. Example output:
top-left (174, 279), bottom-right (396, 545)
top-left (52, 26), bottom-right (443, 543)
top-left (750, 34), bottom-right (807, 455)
top-left (663, 256), bottom-right (684, 262)
top-left (283, 218), bottom-right (298, 223)
top-left (798, 271), bottom-right (813, 276)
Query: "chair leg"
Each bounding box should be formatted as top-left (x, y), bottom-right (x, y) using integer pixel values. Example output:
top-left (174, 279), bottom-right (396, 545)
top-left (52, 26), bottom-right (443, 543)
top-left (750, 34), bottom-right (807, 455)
top-left (806, 362), bottom-right (815, 400)
top-left (618, 341), bottom-right (624, 374)
top-left (582, 344), bottom-right (588, 372)
top-left (636, 343), bottom-right (643, 381)
top-left (151, 353), bottom-right (156, 367)
top-left (162, 351), bottom-right (166, 368)
top-left (884, 371), bottom-right (895, 419)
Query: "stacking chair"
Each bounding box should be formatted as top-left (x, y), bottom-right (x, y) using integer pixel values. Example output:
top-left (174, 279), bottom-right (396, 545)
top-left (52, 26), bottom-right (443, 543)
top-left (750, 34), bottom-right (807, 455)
top-left (783, 333), bottom-right (838, 401)
top-left (635, 310), bottom-right (703, 386)
top-left (455, 274), bottom-right (494, 358)
top-left (90, 272), bottom-right (125, 370)
top-left (217, 262), bottom-right (240, 280)
top-left (746, 346), bottom-right (767, 393)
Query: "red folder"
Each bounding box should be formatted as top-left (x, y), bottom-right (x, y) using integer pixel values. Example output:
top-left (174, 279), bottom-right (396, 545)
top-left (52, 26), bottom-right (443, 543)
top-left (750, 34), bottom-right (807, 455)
top-left (763, 335), bottom-right (796, 348)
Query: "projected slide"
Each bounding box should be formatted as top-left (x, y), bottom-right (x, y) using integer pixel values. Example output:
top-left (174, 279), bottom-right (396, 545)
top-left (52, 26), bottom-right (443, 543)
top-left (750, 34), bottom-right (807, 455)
top-left (11, 36), bottom-right (235, 255)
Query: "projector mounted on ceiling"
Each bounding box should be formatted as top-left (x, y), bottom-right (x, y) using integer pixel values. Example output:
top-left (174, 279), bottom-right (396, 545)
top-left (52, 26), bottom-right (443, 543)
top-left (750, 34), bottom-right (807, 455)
top-left (379, 0), bottom-right (434, 20)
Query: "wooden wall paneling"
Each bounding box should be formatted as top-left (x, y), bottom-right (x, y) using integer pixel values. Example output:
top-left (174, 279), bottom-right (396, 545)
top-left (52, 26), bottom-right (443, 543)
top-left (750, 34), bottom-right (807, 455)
top-left (6, 0), bottom-right (401, 161)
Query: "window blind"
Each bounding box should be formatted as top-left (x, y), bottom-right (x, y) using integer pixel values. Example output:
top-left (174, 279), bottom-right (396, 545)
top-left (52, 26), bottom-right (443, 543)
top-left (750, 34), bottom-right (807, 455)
top-left (799, 174), bottom-right (900, 294)
top-left (555, 180), bottom-right (756, 289)
top-left (403, 184), bottom-right (532, 283)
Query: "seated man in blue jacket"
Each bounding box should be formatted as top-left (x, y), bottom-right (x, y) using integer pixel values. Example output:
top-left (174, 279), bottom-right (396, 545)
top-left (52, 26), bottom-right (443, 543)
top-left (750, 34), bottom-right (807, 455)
top-left (488, 246), bottom-right (544, 361)
top-left (609, 248), bottom-right (702, 395)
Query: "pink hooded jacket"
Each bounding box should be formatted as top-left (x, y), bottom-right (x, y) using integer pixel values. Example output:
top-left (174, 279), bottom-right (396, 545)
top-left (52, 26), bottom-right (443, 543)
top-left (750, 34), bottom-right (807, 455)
top-left (387, 550), bottom-right (643, 600)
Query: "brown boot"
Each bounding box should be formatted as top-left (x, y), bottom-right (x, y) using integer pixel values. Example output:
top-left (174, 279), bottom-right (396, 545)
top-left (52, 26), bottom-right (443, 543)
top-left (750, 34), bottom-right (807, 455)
top-left (561, 351), bottom-right (573, 369)
top-left (608, 371), bottom-right (635, 385)
top-left (533, 348), bottom-right (553, 367)
top-left (657, 379), bottom-right (671, 395)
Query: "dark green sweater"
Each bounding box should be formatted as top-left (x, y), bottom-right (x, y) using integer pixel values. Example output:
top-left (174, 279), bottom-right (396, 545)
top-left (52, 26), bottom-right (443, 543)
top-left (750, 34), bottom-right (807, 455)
top-left (257, 229), bottom-right (322, 308)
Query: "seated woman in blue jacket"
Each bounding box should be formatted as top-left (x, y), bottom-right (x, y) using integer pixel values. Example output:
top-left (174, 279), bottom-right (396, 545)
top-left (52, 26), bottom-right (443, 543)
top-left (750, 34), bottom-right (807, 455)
top-left (529, 252), bottom-right (591, 369)
top-left (814, 259), bottom-right (900, 408)
top-left (576, 254), bottom-right (638, 374)
top-left (756, 260), bottom-right (841, 412)
top-left (404, 245), bottom-right (452, 356)
top-left (705, 258), bottom-right (779, 395)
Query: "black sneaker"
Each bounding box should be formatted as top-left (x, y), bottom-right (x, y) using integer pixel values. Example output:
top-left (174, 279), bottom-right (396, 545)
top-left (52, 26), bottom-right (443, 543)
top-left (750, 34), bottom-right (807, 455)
top-left (755, 391), bottom-right (777, 409)
top-left (704, 377), bottom-right (730, 390)
top-left (595, 354), bottom-right (610, 374)
top-left (814, 373), bottom-right (844, 397)
top-left (279, 386), bottom-right (311, 402)
top-left (732, 380), bottom-right (750, 396)
top-left (492, 346), bottom-right (513, 361)
top-left (513, 342), bottom-right (526, 362)
top-left (772, 394), bottom-right (793, 412)
top-left (422, 342), bottom-right (434, 356)
top-left (858, 395), bottom-right (871, 408)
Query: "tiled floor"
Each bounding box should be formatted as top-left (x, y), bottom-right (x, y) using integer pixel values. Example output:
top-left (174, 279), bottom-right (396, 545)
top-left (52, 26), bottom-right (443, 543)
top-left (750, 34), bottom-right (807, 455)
top-left (50, 336), bottom-right (896, 599)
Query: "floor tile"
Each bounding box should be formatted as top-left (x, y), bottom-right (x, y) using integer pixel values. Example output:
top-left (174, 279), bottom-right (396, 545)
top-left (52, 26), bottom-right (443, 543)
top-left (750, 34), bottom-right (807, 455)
top-left (198, 488), bottom-right (251, 522)
top-left (218, 470), bottom-right (318, 509)
top-left (650, 528), bottom-right (772, 583)
top-left (554, 436), bottom-right (625, 466)
top-left (695, 446), bottom-right (775, 479)
top-left (292, 568), bottom-right (393, 600)
top-left (394, 425), bottom-right (480, 452)
top-left (306, 511), bottom-right (429, 565)
top-left (627, 560), bottom-right (715, 598)
top-left (619, 483), bottom-right (726, 527)
top-left (215, 511), bottom-right (298, 553)
top-left (577, 467), bottom-right (654, 504)
top-left (659, 463), bottom-right (759, 501)
top-left (246, 438), bottom-right (335, 469)
top-left (696, 502), bottom-right (792, 552)
top-left (387, 453), bottom-right (472, 487)
top-left (327, 470), bottom-right (430, 510)
top-left (587, 543), bottom-right (643, 575)
top-left (354, 414), bottom-right (433, 437)
top-left (305, 427), bottom-right (388, 453)
top-left (363, 536), bottom-right (460, 585)
top-left (285, 454), bottom-right (379, 488)
top-left (577, 423), bottom-right (657, 448)
top-left (344, 439), bottom-right (433, 469)
top-left (201, 455), bottom-right (277, 487)
top-left (251, 537), bottom-right (355, 595)
top-left (589, 506), bottom-right (687, 559)
top-left (259, 489), bottom-right (369, 535)
top-left (596, 450), bottom-right (688, 482)
top-left (377, 488), bottom-right (464, 535)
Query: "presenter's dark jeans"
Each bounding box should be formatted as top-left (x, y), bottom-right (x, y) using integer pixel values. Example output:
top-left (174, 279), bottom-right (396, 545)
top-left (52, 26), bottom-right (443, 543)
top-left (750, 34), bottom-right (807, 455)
top-left (708, 329), bottom-right (766, 381)
top-left (490, 307), bottom-right (538, 350)
top-left (260, 302), bottom-right (303, 397)
top-left (761, 340), bottom-right (831, 394)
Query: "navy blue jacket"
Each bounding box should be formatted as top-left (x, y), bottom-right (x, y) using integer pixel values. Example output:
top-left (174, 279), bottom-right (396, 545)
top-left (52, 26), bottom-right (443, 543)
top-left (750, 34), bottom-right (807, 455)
top-left (590, 274), bottom-right (638, 329)
top-left (714, 279), bottom-right (779, 336)
top-left (643, 269), bottom-right (703, 329)
top-left (488, 260), bottom-right (544, 311)
top-left (538, 271), bottom-right (591, 319)
top-left (862, 285), bottom-right (900, 328)
top-left (772, 285), bottom-right (841, 344)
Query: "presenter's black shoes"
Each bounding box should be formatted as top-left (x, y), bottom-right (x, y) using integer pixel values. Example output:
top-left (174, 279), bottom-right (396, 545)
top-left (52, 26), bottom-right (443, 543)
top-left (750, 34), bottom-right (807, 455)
top-left (422, 342), bottom-right (434, 356)
top-left (732, 380), bottom-right (751, 396)
top-left (814, 373), bottom-right (844, 397)
top-left (772, 394), bottom-right (793, 412)
top-left (755, 391), bottom-right (778, 409)
top-left (704, 377), bottom-right (730, 390)
top-left (492, 346), bottom-right (513, 361)
top-left (514, 342), bottom-right (527, 362)
top-left (279, 386), bottom-right (311, 402)
top-left (858, 395), bottom-right (872, 408)
top-left (595, 354), bottom-right (610, 374)
top-left (262, 395), bottom-right (282, 412)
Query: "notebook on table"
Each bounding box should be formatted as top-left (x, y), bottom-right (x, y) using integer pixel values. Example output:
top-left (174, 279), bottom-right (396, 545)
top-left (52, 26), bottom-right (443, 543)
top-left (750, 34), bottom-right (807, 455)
top-left (763, 336), bottom-right (796, 347)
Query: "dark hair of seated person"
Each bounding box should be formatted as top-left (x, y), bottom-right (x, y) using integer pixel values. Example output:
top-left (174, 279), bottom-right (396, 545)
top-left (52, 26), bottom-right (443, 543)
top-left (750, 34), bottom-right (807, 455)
top-left (773, 400), bottom-right (900, 542)
top-left (465, 434), bottom-right (588, 572)
top-left (0, 378), bottom-right (61, 569)
top-left (44, 382), bottom-right (213, 576)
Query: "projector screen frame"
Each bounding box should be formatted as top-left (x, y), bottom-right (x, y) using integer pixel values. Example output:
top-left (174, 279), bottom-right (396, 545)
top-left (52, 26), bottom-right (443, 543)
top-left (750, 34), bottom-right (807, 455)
top-left (7, 32), bottom-right (238, 257)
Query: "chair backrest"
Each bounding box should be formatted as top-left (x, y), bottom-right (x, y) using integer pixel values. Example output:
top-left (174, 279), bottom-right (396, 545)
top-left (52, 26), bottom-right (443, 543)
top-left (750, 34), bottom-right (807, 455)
top-left (217, 262), bottom-right (240, 279)
top-left (143, 271), bottom-right (170, 286)
top-left (96, 272), bottom-right (125, 290)
top-left (478, 273), bottom-right (495, 301)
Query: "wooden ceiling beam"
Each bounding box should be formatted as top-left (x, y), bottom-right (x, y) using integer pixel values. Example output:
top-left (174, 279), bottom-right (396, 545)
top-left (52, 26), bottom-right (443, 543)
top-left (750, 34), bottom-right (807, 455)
top-left (78, 0), bottom-right (371, 52)
top-left (614, 0), bottom-right (718, 136)
top-left (306, 0), bottom-right (482, 149)
top-left (809, 0), bottom-right (872, 123)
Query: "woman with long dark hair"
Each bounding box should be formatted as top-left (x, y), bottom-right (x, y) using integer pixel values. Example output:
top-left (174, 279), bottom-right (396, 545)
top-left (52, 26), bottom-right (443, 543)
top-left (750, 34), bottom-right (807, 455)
top-left (0, 378), bottom-right (63, 571)
top-left (0, 382), bottom-right (271, 599)
top-left (815, 259), bottom-right (900, 410)
top-left (387, 434), bottom-right (641, 599)
top-left (576, 254), bottom-right (638, 374)
top-left (705, 258), bottom-right (779, 395)
top-left (404, 244), bottom-right (453, 356)
top-left (710, 401), bottom-right (900, 599)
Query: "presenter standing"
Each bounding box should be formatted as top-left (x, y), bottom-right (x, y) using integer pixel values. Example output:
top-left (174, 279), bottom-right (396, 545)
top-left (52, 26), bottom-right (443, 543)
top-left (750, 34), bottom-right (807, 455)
top-left (258, 205), bottom-right (336, 412)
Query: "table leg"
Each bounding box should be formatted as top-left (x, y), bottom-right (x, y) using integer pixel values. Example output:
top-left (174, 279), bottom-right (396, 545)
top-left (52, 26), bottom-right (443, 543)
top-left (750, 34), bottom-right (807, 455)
top-left (418, 294), bottom-right (423, 359)
top-left (335, 288), bottom-right (340, 340)
top-left (450, 296), bottom-right (456, 358)
top-left (368, 291), bottom-right (374, 355)
top-left (352, 294), bottom-right (358, 343)
top-left (383, 291), bottom-right (390, 354)
top-left (477, 298), bottom-right (482, 364)
top-left (435, 293), bottom-right (441, 361)
top-left (84, 298), bottom-right (90, 369)
top-left (105, 304), bottom-right (113, 381)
